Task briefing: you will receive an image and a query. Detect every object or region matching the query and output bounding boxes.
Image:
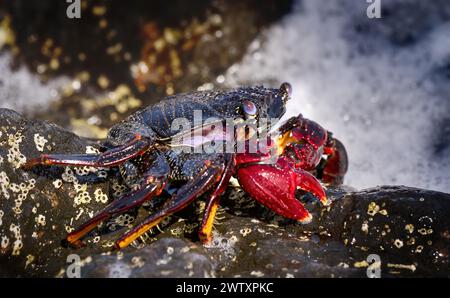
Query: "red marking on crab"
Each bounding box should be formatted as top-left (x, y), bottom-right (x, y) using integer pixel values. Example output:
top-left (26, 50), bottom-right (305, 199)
top-left (234, 114), bottom-right (347, 222)
top-left (237, 158), bottom-right (324, 222)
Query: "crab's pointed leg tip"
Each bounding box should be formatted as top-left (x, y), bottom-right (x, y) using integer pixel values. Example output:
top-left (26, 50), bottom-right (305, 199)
top-left (198, 231), bottom-right (213, 244)
top-left (114, 237), bottom-right (134, 251)
top-left (200, 236), bottom-right (212, 245)
top-left (22, 159), bottom-right (38, 170)
top-left (298, 212), bottom-right (313, 224)
top-left (114, 241), bottom-right (125, 251)
top-left (62, 238), bottom-right (86, 249)
top-left (320, 195), bottom-right (331, 206)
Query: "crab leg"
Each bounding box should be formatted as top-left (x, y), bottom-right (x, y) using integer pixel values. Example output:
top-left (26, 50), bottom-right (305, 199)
top-left (198, 155), bottom-right (235, 243)
top-left (23, 134), bottom-right (151, 169)
top-left (65, 155), bottom-right (170, 247)
top-left (115, 160), bottom-right (225, 249)
top-left (66, 176), bottom-right (167, 247)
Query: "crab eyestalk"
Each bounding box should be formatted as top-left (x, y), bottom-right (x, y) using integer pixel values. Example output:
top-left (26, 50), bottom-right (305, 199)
top-left (280, 82), bottom-right (292, 102)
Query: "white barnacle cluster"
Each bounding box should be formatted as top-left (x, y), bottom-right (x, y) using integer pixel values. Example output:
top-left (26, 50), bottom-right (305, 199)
top-left (34, 214), bottom-right (46, 227)
top-left (393, 239), bottom-right (404, 249)
top-left (61, 167), bottom-right (92, 206)
top-left (0, 171), bottom-right (10, 199)
top-left (33, 133), bottom-right (48, 152)
top-left (74, 166), bottom-right (103, 177)
top-left (1, 235), bottom-right (9, 250)
top-left (94, 188), bottom-right (108, 204)
top-left (111, 180), bottom-right (128, 197)
top-left (170, 226), bottom-right (183, 237)
top-left (74, 190), bottom-right (91, 205)
top-left (71, 146), bottom-right (107, 178)
top-left (65, 224), bottom-right (75, 234)
top-left (85, 146), bottom-right (100, 154)
top-left (239, 227), bottom-right (252, 237)
top-left (109, 213), bottom-right (135, 231)
top-left (0, 166), bottom-right (36, 214)
top-left (31, 203), bottom-right (39, 214)
top-left (25, 254), bottom-right (35, 269)
top-left (0, 210), bottom-right (4, 226)
top-left (6, 131), bottom-right (26, 169)
top-left (131, 256), bottom-right (145, 268)
top-left (59, 166), bottom-right (104, 232)
top-left (9, 179), bottom-right (36, 215)
top-left (52, 179), bottom-right (62, 189)
top-left (366, 202), bottom-right (388, 217)
top-left (405, 224), bottom-right (414, 234)
top-left (361, 221), bottom-right (369, 234)
top-left (9, 223), bottom-right (23, 256)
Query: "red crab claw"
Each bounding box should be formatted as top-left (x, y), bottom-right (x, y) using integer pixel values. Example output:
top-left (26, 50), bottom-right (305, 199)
top-left (320, 136), bottom-right (348, 185)
top-left (236, 156), bottom-right (327, 223)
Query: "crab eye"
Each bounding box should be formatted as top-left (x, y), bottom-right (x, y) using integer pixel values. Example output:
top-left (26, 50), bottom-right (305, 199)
top-left (280, 82), bottom-right (292, 101)
top-left (242, 100), bottom-right (257, 118)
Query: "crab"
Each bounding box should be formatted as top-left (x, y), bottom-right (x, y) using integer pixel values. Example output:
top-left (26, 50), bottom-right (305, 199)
top-left (23, 83), bottom-right (347, 249)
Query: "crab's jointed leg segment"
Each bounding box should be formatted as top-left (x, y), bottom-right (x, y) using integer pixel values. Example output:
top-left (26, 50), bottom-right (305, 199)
top-left (66, 175), bottom-right (167, 247)
top-left (24, 134), bottom-right (151, 169)
top-left (65, 154), bottom-right (170, 247)
top-left (115, 160), bottom-right (225, 249)
top-left (199, 155), bottom-right (235, 243)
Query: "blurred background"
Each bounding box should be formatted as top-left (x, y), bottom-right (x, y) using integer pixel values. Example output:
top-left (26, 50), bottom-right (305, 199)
top-left (0, 0), bottom-right (449, 192)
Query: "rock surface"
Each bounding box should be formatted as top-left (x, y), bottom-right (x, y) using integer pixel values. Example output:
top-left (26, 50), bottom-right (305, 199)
top-left (0, 108), bottom-right (111, 276)
top-left (0, 109), bottom-right (449, 277)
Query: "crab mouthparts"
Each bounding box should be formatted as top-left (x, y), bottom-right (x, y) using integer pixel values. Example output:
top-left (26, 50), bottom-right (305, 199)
top-left (276, 131), bottom-right (298, 155)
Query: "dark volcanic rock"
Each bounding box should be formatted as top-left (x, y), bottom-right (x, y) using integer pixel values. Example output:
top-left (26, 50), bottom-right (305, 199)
top-left (82, 238), bottom-right (216, 278)
top-left (0, 108), bottom-right (112, 277)
top-left (0, 110), bottom-right (449, 277)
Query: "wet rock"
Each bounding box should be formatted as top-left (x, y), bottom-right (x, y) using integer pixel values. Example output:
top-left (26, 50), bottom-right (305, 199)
top-left (73, 186), bottom-right (450, 278)
top-left (193, 186), bottom-right (449, 277)
top-left (0, 110), bottom-right (449, 277)
top-left (81, 238), bottom-right (216, 278)
top-left (321, 186), bottom-right (450, 277)
top-left (0, 108), bottom-right (112, 277)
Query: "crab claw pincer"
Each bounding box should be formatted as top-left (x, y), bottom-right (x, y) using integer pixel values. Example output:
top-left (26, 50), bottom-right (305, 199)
top-left (236, 156), bottom-right (327, 223)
